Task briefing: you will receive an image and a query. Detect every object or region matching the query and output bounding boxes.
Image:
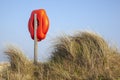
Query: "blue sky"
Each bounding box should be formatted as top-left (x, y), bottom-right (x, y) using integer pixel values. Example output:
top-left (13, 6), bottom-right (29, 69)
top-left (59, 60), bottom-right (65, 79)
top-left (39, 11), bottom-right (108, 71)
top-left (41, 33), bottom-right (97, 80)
top-left (0, 0), bottom-right (120, 62)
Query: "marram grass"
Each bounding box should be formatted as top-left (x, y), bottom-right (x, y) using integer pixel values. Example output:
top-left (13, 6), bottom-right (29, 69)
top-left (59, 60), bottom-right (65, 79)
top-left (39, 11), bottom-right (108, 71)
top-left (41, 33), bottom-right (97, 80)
top-left (0, 31), bottom-right (120, 80)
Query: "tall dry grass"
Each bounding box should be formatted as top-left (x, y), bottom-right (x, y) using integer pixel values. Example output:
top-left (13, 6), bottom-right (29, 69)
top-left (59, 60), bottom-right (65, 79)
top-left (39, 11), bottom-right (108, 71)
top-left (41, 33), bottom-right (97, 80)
top-left (0, 31), bottom-right (120, 80)
top-left (50, 31), bottom-right (120, 80)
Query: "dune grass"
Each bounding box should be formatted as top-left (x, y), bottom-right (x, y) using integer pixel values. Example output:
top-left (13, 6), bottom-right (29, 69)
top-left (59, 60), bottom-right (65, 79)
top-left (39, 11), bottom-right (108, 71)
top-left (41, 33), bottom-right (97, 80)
top-left (0, 31), bottom-right (120, 80)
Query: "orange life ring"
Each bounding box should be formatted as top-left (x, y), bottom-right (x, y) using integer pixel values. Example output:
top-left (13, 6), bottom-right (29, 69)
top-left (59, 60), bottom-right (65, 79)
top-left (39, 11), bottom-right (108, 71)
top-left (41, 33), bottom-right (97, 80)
top-left (28, 9), bottom-right (49, 41)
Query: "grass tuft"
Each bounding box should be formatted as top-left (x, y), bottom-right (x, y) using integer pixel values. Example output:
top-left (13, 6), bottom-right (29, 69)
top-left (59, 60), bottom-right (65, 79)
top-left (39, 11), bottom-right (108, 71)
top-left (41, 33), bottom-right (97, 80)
top-left (0, 31), bottom-right (120, 80)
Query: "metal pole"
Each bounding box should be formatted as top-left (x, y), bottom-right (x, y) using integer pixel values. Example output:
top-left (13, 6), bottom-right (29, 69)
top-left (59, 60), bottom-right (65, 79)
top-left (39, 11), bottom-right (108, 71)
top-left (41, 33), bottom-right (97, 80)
top-left (34, 14), bottom-right (38, 65)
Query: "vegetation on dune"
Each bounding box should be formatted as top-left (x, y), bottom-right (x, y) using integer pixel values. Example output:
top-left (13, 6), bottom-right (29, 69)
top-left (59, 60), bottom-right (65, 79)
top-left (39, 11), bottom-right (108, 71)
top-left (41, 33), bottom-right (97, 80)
top-left (0, 31), bottom-right (120, 80)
